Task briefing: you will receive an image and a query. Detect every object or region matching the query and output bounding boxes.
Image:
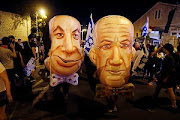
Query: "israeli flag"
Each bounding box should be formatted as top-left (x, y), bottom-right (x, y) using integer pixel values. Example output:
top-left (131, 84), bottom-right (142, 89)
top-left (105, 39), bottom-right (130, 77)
top-left (84, 13), bottom-right (94, 56)
top-left (142, 17), bottom-right (149, 37)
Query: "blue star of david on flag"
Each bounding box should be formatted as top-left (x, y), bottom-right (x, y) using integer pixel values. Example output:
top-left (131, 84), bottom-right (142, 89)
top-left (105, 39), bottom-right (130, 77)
top-left (142, 17), bottom-right (149, 37)
top-left (84, 13), bottom-right (94, 56)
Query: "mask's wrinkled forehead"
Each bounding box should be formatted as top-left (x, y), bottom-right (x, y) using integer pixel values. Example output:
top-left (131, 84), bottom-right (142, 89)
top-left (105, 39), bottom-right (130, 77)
top-left (99, 23), bottom-right (131, 34)
top-left (93, 15), bottom-right (134, 48)
top-left (49, 15), bottom-right (81, 35)
top-left (53, 18), bottom-right (80, 33)
top-left (97, 15), bottom-right (132, 26)
top-left (97, 16), bottom-right (133, 33)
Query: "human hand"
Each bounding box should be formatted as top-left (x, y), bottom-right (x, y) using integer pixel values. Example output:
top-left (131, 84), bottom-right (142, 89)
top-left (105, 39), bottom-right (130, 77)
top-left (7, 94), bottom-right (13, 103)
top-left (10, 43), bottom-right (15, 49)
top-left (21, 62), bottom-right (26, 68)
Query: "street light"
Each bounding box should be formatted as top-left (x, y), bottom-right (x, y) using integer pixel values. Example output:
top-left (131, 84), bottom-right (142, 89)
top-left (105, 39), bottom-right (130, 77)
top-left (36, 8), bottom-right (47, 37)
top-left (81, 25), bottom-right (88, 40)
top-left (40, 9), bottom-right (47, 19)
top-left (36, 11), bottom-right (39, 37)
top-left (82, 28), bottom-right (87, 40)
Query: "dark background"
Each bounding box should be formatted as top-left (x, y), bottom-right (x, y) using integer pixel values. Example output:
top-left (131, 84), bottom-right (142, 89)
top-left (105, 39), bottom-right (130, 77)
top-left (0, 0), bottom-right (178, 24)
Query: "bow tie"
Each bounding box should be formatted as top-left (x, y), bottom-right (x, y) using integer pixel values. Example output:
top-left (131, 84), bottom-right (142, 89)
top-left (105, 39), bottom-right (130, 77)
top-left (50, 73), bottom-right (79, 87)
top-left (96, 83), bottom-right (135, 98)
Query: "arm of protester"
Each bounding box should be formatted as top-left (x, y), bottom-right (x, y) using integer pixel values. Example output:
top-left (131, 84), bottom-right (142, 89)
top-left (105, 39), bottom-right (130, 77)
top-left (32, 47), bottom-right (37, 60)
top-left (143, 44), bottom-right (149, 57)
top-left (0, 68), bottom-right (13, 102)
top-left (151, 44), bottom-right (163, 57)
top-left (19, 52), bottom-right (25, 67)
top-left (10, 43), bottom-right (17, 58)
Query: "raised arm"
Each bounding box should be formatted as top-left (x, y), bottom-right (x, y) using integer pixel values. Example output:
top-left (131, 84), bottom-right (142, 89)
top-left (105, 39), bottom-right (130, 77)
top-left (151, 44), bottom-right (163, 57)
top-left (10, 43), bottom-right (17, 58)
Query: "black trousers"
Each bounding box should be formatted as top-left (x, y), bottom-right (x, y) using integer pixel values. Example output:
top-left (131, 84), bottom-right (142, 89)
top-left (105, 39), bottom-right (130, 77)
top-left (6, 69), bottom-right (16, 96)
top-left (53, 83), bottom-right (70, 99)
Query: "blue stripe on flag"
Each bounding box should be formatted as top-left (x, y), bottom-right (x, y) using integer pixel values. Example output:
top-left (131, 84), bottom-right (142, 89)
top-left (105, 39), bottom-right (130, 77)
top-left (84, 14), bottom-right (94, 56)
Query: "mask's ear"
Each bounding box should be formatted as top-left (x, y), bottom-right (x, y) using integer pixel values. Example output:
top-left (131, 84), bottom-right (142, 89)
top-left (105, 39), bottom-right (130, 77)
top-left (131, 47), bottom-right (136, 61)
top-left (89, 47), bottom-right (97, 65)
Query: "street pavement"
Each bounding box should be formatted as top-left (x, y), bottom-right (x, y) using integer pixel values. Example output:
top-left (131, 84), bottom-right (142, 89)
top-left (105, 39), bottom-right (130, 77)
top-left (6, 62), bottom-right (180, 120)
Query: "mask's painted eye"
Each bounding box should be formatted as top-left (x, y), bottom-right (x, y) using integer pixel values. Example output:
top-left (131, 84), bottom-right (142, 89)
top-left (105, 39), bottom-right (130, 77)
top-left (120, 43), bottom-right (128, 47)
top-left (120, 41), bottom-right (130, 48)
top-left (73, 34), bottom-right (80, 40)
top-left (55, 33), bottom-right (64, 39)
top-left (102, 44), bottom-right (112, 50)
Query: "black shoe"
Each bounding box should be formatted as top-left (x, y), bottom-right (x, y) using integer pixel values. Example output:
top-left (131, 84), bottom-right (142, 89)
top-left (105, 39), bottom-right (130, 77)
top-left (168, 106), bottom-right (178, 113)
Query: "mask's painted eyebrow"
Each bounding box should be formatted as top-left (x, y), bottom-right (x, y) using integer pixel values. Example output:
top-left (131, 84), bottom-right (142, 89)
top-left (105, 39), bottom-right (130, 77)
top-left (120, 39), bottom-right (131, 42)
top-left (72, 28), bottom-right (80, 34)
top-left (53, 25), bottom-right (64, 32)
top-left (120, 34), bottom-right (131, 38)
top-left (120, 39), bottom-right (132, 45)
top-left (103, 23), bottom-right (127, 26)
top-left (100, 39), bottom-right (113, 43)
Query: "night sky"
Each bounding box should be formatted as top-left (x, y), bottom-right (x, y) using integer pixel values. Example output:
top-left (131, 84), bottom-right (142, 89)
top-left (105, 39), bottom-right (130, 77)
top-left (0, 0), bottom-right (178, 25)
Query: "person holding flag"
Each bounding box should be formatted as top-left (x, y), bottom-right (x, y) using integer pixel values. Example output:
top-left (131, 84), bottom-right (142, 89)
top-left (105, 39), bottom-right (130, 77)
top-left (131, 17), bottom-right (150, 77)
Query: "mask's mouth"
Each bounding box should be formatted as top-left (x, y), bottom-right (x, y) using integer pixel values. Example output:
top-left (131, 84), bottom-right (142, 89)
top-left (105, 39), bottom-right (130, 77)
top-left (53, 55), bottom-right (81, 63)
top-left (106, 70), bottom-right (125, 75)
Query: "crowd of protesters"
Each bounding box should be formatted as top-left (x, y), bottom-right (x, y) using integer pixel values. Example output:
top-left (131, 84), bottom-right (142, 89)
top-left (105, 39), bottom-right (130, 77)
top-left (131, 40), bottom-right (180, 112)
top-left (1, 32), bottom-right (180, 118)
top-left (0, 34), bottom-right (45, 117)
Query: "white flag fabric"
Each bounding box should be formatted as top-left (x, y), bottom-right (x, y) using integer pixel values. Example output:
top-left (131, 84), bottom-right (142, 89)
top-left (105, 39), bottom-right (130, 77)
top-left (84, 13), bottom-right (94, 55)
top-left (131, 40), bottom-right (149, 76)
top-left (142, 17), bottom-right (149, 37)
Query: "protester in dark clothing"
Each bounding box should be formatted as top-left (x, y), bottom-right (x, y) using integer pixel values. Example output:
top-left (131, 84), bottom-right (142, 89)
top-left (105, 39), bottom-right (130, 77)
top-left (14, 43), bottom-right (26, 86)
top-left (23, 34), bottom-right (37, 64)
top-left (144, 45), bottom-right (155, 81)
top-left (8, 35), bottom-right (16, 51)
top-left (173, 44), bottom-right (180, 65)
top-left (173, 44), bottom-right (180, 85)
top-left (153, 43), bottom-right (177, 111)
top-left (8, 35), bottom-right (25, 68)
top-left (145, 45), bottom-right (163, 86)
top-left (84, 53), bottom-right (99, 92)
top-left (8, 35), bottom-right (26, 86)
top-left (53, 82), bottom-right (70, 101)
top-left (23, 34), bottom-right (37, 81)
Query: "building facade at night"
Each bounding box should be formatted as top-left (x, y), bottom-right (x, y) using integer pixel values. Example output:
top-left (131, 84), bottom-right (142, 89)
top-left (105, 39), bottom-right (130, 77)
top-left (133, 2), bottom-right (180, 46)
top-left (0, 10), bottom-right (31, 41)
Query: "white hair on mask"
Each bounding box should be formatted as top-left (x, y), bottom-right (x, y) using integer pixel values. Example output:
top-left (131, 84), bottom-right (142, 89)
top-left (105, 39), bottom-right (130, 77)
top-left (49, 16), bottom-right (56, 36)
